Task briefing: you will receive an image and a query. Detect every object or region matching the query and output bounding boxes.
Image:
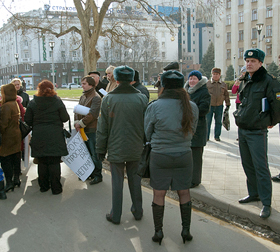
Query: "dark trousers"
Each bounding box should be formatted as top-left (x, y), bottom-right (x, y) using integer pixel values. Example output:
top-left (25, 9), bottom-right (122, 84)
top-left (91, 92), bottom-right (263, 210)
top-left (85, 132), bottom-right (103, 178)
top-left (191, 147), bottom-right (204, 185)
top-left (38, 156), bottom-right (62, 194)
top-left (110, 161), bottom-right (143, 223)
top-left (206, 105), bottom-right (223, 139)
top-left (238, 128), bottom-right (272, 206)
top-left (1, 152), bottom-right (21, 181)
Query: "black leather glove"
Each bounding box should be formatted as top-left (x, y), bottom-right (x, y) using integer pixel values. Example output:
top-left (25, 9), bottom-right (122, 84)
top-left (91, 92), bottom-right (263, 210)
top-left (97, 153), bottom-right (106, 161)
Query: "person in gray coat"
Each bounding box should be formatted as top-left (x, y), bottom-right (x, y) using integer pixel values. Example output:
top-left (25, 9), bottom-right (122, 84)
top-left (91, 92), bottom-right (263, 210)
top-left (185, 70), bottom-right (211, 188)
top-left (145, 70), bottom-right (198, 245)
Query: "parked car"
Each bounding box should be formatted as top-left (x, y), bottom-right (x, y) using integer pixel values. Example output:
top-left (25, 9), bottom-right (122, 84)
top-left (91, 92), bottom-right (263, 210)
top-left (68, 83), bottom-right (81, 89)
top-left (61, 83), bottom-right (68, 88)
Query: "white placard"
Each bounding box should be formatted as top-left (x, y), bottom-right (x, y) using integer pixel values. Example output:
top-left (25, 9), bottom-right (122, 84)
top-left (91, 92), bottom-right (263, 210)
top-left (99, 88), bottom-right (108, 96)
top-left (73, 104), bottom-right (90, 116)
top-left (62, 131), bottom-right (95, 181)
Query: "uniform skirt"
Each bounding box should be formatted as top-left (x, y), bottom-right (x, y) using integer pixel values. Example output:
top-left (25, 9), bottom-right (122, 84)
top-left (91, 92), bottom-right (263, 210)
top-left (149, 150), bottom-right (193, 190)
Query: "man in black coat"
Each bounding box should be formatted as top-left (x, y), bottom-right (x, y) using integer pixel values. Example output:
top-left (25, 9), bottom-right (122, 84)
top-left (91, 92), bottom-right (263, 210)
top-left (234, 49), bottom-right (280, 219)
top-left (88, 71), bottom-right (108, 98)
top-left (131, 70), bottom-right (150, 100)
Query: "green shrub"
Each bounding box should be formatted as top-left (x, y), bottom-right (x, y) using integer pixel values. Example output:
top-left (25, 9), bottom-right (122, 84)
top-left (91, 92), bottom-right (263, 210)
top-left (224, 81), bottom-right (235, 90)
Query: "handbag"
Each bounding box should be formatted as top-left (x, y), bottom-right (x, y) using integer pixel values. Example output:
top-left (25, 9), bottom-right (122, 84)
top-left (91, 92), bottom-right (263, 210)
top-left (63, 119), bottom-right (72, 139)
top-left (222, 109), bottom-right (230, 131)
top-left (19, 119), bottom-right (32, 140)
top-left (137, 142), bottom-right (151, 178)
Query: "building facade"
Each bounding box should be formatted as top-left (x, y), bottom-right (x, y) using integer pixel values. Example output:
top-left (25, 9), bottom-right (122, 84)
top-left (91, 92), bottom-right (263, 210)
top-left (214, 0), bottom-right (280, 78)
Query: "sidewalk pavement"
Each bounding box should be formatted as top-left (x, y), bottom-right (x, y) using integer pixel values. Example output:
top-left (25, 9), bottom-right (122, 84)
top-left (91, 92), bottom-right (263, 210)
top-left (191, 99), bottom-right (280, 234)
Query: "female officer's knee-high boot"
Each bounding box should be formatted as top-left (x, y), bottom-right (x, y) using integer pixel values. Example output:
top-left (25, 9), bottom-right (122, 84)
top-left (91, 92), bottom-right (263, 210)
top-left (180, 201), bottom-right (193, 243)
top-left (152, 202), bottom-right (164, 245)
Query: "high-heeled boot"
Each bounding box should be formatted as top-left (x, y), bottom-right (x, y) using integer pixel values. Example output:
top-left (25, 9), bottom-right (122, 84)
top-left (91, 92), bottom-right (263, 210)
top-left (5, 178), bottom-right (14, 192)
top-left (152, 202), bottom-right (164, 245)
top-left (0, 181), bottom-right (7, 200)
top-left (13, 175), bottom-right (21, 188)
top-left (180, 201), bottom-right (193, 243)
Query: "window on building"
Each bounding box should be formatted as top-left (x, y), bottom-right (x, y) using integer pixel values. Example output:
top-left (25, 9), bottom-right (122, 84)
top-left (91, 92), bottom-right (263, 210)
top-left (252, 28), bottom-right (257, 39)
top-left (62, 63), bottom-right (66, 69)
top-left (183, 32), bottom-right (185, 36)
top-left (25, 64), bottom-right (30, 71)
top-left (61, 39), bottom-right (65, 45)
top-left (61, 51), bottom-right (65, 58)
top-left (162, 52), bottom-right (165, 58)
top-left (266, 25), bottom-right (272, 37)
top-left (193, 49), bottom-right (195, 52)
top-left (72, 51), bottom-right (77, 57)
top-left (226, 14), bottom-right (231, 25)
top-left (226, 49), bottom-right (231, 59)
top-left (190, 56), bottom-right (192, 60)
top-left (238, 47), bottom-right (244, 58)
top-left (162, 32), bottom-right (165, 37)
top-left (105, 51), bottom-right (108, 59)
top-left (24, 52), bottom-right (29, 58)
top-left (226, 0), bottom-right (231, 8)
top-left (238, 0), bottom-right (244, 5)
top-left (252, 9), bottom-right (257, 20)
top-left (24, 40), bottom-right (28, 46)
top-left (266, 6), bottom-right (273, 18)
top-left (266, 44), bottom-right (272, 55)
top-left (193, 41), bottom-right (195, 44)
top-left (239, 30), bottom-right (244, 41)
top-left (183, 49), bottom-right (186, 52)
top-left (49, 51), bottom-right (52, 58)
top-left (183, 40), bottom-right (185, 44)
top-left (238, 11), bottom-right (244, 23)
top-left (154, 62), bottom-right (157, 68)
top-left (162, 42), bottom-right (165, 48)
top-left (104, 40), bottom-right (108, 46)
top-left (226, 32), bottom-right (231, 43)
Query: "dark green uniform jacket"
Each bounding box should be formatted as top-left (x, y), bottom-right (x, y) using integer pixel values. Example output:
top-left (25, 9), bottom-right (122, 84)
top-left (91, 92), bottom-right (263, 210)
top-left (96, 83), bottom-right (148, 163)
top-left (234, 66), bottom-right (280, 130)
top-left (185, 77), bottom-right (211, 147)
top-left (25, 95), bottom-right (70, 157)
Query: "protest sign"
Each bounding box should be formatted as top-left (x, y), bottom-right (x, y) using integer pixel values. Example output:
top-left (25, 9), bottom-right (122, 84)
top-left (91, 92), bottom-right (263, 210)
top-left (62, 131), bottom-right (95, 181)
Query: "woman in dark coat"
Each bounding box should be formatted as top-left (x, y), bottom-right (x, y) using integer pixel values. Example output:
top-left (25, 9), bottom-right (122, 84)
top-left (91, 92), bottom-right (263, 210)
top-left (25, 80), bottom-right (69, 195)
top-left (0, 83), bottom-right (22, 192)
top-left (185, 70), bottom-right (211, 188)
top-left (145, 71), bottom-right (198, 245)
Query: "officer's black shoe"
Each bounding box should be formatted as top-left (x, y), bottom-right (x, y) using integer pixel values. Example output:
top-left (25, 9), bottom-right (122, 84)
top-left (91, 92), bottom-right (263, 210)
top-left (214, 137), bottom-right (220, 141)
top-left (106, 214), bottom-right (120, 224)
top-left (239, 195), bottom-right (260, 204)
top-left (260, 205), bottom-right (271, 219)
top-left (272, 174), bottom-right (280, 182)
top-left (89, 177), bottom-right (102, 185)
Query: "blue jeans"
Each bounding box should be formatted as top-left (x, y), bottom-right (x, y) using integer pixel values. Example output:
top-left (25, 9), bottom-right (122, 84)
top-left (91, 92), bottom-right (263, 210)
top-left (206, 105), bottom-right (223, 140)
top-left (85, 132), bottom-right (103, 178)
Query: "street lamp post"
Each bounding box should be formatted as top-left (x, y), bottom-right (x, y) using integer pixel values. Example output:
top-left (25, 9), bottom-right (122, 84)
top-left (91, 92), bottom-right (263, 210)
top-left (142, 63), bottom-right (145, 84)
top-left (49, 41), bottom-right (55, 85)
top-left (31, 63), bottom-right (34, 90)
top-left (14, 53), bottom-right (19, 77)
top-left (256, 23), bottom-right (263, 49)
top-left (233, 54), bottom-right (236, 80)
top-left (180, 59), bottom-right (183, 72)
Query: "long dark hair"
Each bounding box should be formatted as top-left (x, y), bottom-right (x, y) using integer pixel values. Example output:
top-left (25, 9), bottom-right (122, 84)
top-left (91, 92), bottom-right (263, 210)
top-left (159, 87), bottom-right (193, 136)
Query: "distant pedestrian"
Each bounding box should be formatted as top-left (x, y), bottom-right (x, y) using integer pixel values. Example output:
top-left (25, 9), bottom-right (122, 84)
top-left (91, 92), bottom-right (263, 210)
top-left (234, 49), bottom-right (280, 219)
top-left (25, 80), bottom-right (70, 195)
top-left (145, 70), bottom-right (198, 245)
top-left (185, 70), bottom-right (211, 188)
top-left (206, 68), bottom-right (230, 141)
top-left (96, 65), bottom-right (148, 224)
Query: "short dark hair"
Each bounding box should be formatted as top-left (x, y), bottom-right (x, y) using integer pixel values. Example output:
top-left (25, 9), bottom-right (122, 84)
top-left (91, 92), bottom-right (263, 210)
top-left (88, 71), bottom-right (100, 76)
top-left (82, 76), bottom-right (96, 87)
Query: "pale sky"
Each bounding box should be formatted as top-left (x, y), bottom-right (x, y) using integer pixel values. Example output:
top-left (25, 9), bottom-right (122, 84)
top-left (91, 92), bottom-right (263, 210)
top-left (0, 0), bottom-right (104, 27)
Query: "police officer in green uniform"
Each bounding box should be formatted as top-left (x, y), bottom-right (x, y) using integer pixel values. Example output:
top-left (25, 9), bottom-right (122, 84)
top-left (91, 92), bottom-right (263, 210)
top-left (234, 48), bottom-right (280, 219)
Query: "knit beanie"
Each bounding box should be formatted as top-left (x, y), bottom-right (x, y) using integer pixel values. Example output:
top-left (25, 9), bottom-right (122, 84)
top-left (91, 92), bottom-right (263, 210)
top-left (188, 70), bottom-right (202, 80)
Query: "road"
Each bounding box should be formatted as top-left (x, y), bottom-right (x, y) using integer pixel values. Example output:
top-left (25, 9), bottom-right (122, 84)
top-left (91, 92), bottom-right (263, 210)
top-left (1, 99), bottom-right (279, 252)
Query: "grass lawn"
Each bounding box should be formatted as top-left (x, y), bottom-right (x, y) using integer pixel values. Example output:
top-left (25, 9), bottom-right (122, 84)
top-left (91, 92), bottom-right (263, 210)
top-left (27, 88), bottom-right (158, 102)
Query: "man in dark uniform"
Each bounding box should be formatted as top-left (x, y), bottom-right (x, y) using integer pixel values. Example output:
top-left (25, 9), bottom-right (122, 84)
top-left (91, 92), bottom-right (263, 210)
top-left (234, 49), bottom-right (280, 219)
top-left (88, 71), bottom-right (108, 98)
top-left (131, 70), bottom-right (150, 100)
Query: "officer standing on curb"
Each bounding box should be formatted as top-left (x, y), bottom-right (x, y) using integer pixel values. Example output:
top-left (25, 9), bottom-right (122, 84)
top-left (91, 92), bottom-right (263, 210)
top-left (234, 49), bottom-right (280, 219)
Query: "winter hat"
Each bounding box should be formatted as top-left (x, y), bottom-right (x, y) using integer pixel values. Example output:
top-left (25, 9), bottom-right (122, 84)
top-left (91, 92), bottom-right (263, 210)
top-left (161, 70), bottom-right (184, 89)
top-left (163, 61), bottom-right (180, 71)
top-left (113, 65), bottom-right (135, 82)
top-left (188, 70), bottom-right (202, 80)
top-left (244, 48), bottom-right (265, 63)
top-left (134, 70), bottom-right (140, 82)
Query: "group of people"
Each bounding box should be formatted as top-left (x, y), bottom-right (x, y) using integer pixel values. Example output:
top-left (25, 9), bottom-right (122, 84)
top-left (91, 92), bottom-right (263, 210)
top-left (0, 48), bottom-right (279, 245)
